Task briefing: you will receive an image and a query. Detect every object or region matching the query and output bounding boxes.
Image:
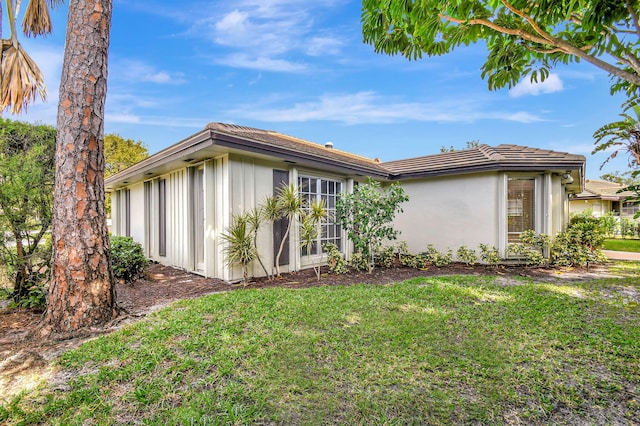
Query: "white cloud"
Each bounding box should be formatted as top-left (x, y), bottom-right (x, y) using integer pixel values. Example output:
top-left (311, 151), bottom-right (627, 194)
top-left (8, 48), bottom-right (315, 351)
top-left (509, 73), bottom-right (564, 98)
top-left (230, 91), bottom-right (547, 125)
top-left (306, 36), bottom-right (343, 56)
top-left (189, 0), bottom-right (341, 72)
top-left (215, 54), bottom-right (307, 72)
top-left (113, 60), bottom-right (187, 85)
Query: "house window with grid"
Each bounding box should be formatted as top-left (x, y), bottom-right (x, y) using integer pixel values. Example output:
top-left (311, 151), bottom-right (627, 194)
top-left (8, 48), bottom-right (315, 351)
top-left (507, 177), bottom-right (536, 243)
top-left (622, 201), bottom-right (639, 217)
top-left (298, 176), bottom-right (342, 255)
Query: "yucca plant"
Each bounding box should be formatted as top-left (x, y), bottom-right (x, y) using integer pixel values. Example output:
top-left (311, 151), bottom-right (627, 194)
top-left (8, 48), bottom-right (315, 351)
top-left (271, 183), bottom-right (305, 278)
top-left (1, 0), bottom-right (62, 114)
top-left (221, 213), bottom-right (257, 284)
top-left (245, 206), bottom-right (272, 280)
top-left (299, 199), bottom-right (327, 280)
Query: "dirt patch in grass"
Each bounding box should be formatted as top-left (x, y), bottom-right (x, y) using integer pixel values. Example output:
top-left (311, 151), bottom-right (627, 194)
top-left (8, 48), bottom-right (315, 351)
top-left (0, 261), bottom-right (633, 401)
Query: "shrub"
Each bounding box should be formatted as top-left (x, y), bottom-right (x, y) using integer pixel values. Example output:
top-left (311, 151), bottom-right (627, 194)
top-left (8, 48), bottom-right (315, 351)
top-left (423, 244), bottom-right (452, 267)
top-left (350, 253), bottom-right (369, 271)
top-left (551, 219), bottom-right (606, 267)
top-left (374, 246), bottom-right (396, 268)
top-left (401, 253), bottom-right (427, 269)
top-left (507, 243), bottom-right (547, 267)
top-left (479, 244), bottom-right (501, 266)
top-left (507, 230), bottom-right (550, 267)
top-left (395, 241), bottom-right (409, 263)
top-left (337, 178), bottom-right (409, 273)
top-left (110, 236), bottom-right (148, 284)
top-left (323, 243), bottom-right (348, 274)
top-left (13, 284), bottom-right (47, 309)
top-left (456, 245), bottom-right (478, 266)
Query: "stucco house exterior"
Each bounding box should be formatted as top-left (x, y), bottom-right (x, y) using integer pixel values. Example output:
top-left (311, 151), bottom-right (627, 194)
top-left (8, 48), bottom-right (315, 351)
top-left (569, 179), bottom-right (638, 218)
top-left (106, 123), bottom-right (585, 281)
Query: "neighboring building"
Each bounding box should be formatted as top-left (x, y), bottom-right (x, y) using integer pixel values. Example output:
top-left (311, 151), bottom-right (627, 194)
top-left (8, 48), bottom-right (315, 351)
top-left (106, 123), bottom-right (585, 281)
top-left (569, 179), bottom-right (638, 218)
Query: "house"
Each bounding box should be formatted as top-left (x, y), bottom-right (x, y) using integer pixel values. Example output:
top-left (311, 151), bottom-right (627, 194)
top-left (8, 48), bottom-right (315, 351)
top-left (569, 179), bottom-right (638, 218)
top-left (106, 123), bottom-right (585, 281)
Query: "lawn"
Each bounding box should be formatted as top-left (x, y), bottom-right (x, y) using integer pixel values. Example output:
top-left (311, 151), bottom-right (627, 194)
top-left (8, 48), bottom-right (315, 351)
top-left (2, 271), bottom-right (639, 425)
top-left (604, 238), bottom-right (640, 253)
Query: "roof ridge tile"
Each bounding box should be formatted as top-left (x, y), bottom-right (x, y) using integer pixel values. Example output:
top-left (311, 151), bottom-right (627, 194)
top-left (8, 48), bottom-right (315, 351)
top-left (477, 144), bottom-right (505, 161)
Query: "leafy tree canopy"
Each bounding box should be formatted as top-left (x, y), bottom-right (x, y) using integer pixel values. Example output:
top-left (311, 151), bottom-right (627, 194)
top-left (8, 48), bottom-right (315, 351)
top-left (600, 170), bottom-right (640, 186)
top-left (440, 140), bottom-right (480, 152)
top-left (104, 133), bottom-right (149, 178)
top-left (361, 0), bottom-right (640, 96)
top-left (593, 104), bottom-right (640, 167)
top-left (0, 118), bottom-right (56, 302)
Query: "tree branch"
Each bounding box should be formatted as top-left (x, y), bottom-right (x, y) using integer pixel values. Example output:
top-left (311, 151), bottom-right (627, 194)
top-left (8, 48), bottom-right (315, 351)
top-left (439, 13), bottom-right (640, 88)
top-left (625, 0), bottom-right (640, 38)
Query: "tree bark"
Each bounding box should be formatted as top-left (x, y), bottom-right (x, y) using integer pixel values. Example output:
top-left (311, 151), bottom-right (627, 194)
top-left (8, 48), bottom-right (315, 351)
top-left (44, 0), bottom-right (115, 333)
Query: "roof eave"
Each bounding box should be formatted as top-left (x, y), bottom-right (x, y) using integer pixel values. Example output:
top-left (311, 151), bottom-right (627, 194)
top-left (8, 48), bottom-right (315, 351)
top-left (387, 161), bottom-right (586, 181)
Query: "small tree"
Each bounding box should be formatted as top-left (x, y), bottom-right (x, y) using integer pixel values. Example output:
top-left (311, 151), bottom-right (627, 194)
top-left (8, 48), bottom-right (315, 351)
top-left (221, 213), bottom-right (257, 283)
top-left (264, 184), bottom-right (305, 278)
top-left (337, 178), bottom-right (408, 273)
top-left (299, 199), bottom-right (328, 280)
top-left (0, 119), bottom-right (55, 303)
top-left (245, 206), bottom-right (272, 280)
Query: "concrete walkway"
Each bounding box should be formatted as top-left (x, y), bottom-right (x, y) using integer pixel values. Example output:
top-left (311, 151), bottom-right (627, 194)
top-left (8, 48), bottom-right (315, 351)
top-left (602, 250), bottom-right (640, 261)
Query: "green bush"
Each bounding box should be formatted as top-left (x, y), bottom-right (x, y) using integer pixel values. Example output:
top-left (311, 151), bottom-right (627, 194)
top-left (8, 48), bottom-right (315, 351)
top-left (400, 253), bottom-right (427, 269)
top-left (507, 243), bottom-right (547, 267)
top-left (349, 253), bottom-right (369, 271)
top-left (456, 245), bottom-right (478, 266)
top-left (323, 243), bottom-right (348, 274)
top-left (551, 219), bottom-right (606, 267)
top-left (507, 230), bottom-right (550, 267)
top-left (110, 236), bottom-right (148, 284)
top-left (374, 246), bottom-right (396, 268)
top-left (423, 244), bottom-right (452, 267)
top-left (479, 244), bottom-right (501, 266)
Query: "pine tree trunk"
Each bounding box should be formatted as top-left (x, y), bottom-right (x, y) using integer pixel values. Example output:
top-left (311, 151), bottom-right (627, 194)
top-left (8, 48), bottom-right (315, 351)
top-left (44, 0), bottom-right (115, 333)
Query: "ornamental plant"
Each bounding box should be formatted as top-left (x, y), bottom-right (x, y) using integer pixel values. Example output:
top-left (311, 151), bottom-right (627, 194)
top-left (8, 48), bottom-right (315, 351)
top-left (337, 178), bottom-right (409, 273)
top-left (110, 236), bottom-right (148, 284)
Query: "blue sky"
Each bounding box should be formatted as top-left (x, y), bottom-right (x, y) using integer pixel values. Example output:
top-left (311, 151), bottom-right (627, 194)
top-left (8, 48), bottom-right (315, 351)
top-left (6, 0), bottom-right (635, 178)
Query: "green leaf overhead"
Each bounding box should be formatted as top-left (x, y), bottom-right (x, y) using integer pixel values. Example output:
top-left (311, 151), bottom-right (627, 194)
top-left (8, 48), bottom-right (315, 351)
top-left (361, 0), bottom-right (640, 94)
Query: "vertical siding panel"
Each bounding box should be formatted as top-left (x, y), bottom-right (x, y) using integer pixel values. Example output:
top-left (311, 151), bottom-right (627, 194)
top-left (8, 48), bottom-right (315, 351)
top-left (111, 191), bottom-right (120, 236)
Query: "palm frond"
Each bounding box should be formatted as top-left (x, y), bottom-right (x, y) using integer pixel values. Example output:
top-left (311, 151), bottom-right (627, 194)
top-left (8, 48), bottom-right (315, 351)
top-left (23, 0), bottom-right (54, 37)
top-left (1, 42), bottom-right (47, 114)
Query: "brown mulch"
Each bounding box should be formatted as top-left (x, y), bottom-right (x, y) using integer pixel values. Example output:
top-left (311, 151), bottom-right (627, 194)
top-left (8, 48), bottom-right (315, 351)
top-left (0, 261), bottom-right (626, 400)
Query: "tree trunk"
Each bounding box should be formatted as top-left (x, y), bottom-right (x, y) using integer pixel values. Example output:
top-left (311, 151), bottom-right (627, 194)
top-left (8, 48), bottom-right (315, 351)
top-left (44, 0), bottom-right (115, 333)
top-left (12, 235), bottom-right (29, 301)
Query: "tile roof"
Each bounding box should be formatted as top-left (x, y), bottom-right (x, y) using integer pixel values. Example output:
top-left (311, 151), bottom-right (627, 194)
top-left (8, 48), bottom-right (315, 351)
top-left (381, 144), bottom-right (585, 178)
top-left (573, 179), bottom-right (633, 200)
top-left (206, 123), bottom-right (387, 176)
top-left (105, 123), bottom-right (586, 190)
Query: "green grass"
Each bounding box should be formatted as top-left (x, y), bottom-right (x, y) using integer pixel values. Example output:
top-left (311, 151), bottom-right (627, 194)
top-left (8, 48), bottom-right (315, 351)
top-left (604, 238), bottom-right (640, 252)
top-left (2, 273), bottom-right (640, 425)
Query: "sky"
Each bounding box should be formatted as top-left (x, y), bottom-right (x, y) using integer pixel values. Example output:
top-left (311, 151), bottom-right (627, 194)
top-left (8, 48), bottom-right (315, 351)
top-left (5, 0), bottom-right (636, 178)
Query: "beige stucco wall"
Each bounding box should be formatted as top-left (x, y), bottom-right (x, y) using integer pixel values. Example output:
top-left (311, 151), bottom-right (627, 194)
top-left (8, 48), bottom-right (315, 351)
top-left (394, 172), bottom-right (501, 255)
top-left (569, 199), bottom-right (612, 217)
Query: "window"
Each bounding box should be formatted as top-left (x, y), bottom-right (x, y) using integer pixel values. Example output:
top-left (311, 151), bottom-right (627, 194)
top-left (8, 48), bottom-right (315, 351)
top-left (158, 179), bottom-right (166, 257)
top-left (622, 201), bottom-right (639, 217)
top-left (298, 176), bottom-right (342, 255)
top-left (507, 177), bottom-right (535, 243)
